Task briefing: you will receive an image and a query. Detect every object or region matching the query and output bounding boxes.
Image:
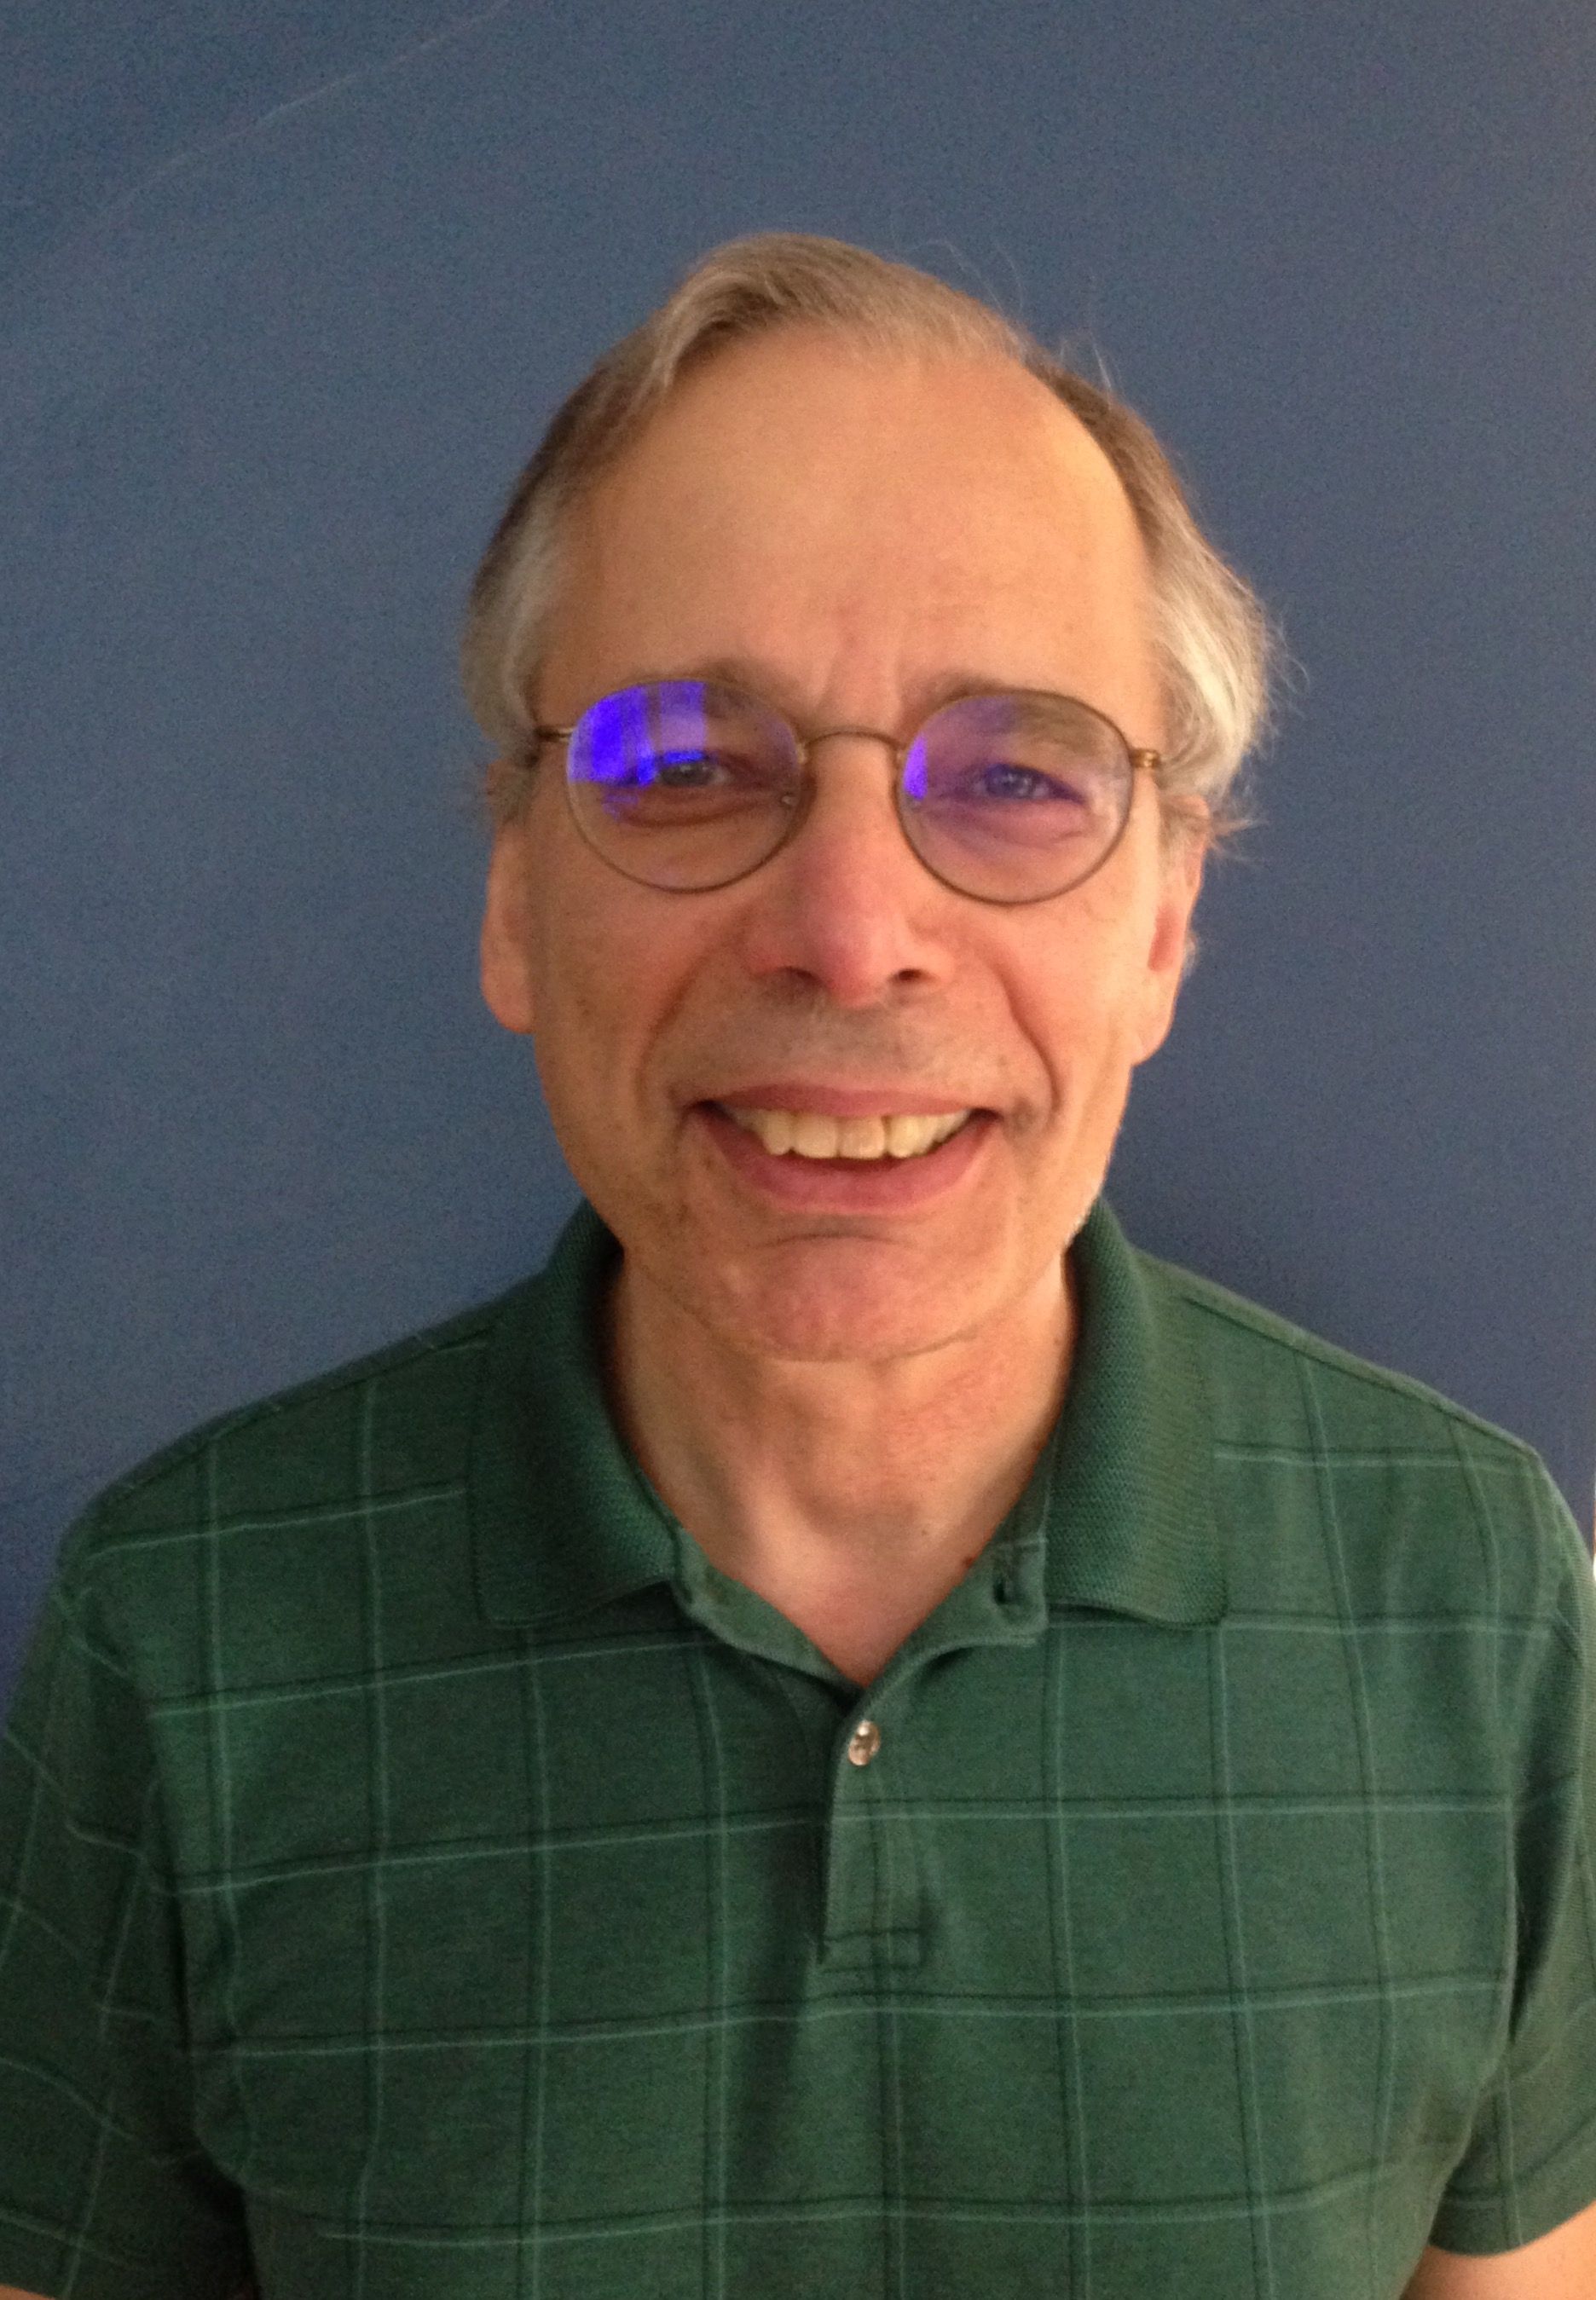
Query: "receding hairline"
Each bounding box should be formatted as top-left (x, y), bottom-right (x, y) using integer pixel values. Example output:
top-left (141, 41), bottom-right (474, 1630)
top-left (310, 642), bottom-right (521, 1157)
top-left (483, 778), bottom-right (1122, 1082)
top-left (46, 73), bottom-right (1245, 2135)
top-left (612, 314), bottom-right (1138, 477)
top-left (563, 318), bottom-right (1156, 594)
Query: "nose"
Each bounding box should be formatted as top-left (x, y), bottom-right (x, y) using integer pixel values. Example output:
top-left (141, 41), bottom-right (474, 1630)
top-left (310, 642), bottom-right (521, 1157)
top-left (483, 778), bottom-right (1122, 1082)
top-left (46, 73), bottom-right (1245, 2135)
top-left (731, 736), bottom-right (957, 1006)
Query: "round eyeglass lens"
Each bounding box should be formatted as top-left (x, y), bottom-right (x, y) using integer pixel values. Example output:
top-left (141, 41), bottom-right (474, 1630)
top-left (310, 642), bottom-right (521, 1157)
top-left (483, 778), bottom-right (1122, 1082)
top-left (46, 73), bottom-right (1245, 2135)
top-left (565, 680), bottom-right (802, 890)
top-left (899, 691), bottom-right (1135, 900)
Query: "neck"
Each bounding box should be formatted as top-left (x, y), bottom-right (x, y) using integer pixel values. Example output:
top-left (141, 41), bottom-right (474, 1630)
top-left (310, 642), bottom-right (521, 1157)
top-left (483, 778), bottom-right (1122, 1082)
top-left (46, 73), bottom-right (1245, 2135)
top-left (608, 1257), bottom-right (1074, 1685)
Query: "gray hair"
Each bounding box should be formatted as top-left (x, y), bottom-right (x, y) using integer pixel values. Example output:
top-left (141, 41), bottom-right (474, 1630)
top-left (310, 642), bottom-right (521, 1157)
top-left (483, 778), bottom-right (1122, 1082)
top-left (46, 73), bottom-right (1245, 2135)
top-left (463, 233), bottom-right (1275, 838)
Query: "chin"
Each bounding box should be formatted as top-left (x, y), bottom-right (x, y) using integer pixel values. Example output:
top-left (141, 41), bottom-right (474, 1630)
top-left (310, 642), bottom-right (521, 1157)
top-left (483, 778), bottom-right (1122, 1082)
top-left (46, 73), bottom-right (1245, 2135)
top-left (688, 1249), bottom-right (1010, 1367)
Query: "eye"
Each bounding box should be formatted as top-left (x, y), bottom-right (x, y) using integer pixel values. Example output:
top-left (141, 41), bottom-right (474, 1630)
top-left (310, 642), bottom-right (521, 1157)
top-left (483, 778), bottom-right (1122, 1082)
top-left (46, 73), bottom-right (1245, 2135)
top-left (967, 761), bottom-right (1090, 806)
top-left (593, 737), bottom-right (789, 829)
top-left (643, 746), bottom-right (729, 789)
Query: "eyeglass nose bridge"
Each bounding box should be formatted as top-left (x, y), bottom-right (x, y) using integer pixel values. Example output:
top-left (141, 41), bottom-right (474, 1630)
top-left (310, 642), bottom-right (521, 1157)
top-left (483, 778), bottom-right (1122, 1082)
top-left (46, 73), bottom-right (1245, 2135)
top-left (731, 731), bottom-right (905, 892)
top-left (760, 719), bottom-right (1018, 909)
top-left (793, 722), bottom-right (910, 765)
top-left (775, 721), bottom-right (916, 822)
top-left (766, 723), bottom-right (922, 863)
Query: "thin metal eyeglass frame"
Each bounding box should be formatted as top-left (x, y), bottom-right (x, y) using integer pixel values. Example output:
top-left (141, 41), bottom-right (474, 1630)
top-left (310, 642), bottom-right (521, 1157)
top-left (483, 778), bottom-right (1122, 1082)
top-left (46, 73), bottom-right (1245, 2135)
top-left (528, 682), bottom-right (1162, 907)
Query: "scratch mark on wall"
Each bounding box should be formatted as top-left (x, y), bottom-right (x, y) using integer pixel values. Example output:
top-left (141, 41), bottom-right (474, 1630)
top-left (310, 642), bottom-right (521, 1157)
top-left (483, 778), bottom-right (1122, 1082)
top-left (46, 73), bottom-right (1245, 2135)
top-left (69, 0), bottom-right (518, 245)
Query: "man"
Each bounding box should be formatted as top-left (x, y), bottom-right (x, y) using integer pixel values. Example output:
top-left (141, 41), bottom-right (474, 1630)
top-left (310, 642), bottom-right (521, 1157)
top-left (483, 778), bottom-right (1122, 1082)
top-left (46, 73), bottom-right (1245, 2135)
top-left (1, 234), bottom-right (1593, 2297)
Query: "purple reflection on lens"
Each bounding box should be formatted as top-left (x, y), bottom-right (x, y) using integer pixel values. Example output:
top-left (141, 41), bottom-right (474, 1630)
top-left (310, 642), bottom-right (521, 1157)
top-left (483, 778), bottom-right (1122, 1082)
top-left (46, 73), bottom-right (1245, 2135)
top-left (575, 683), bottom-right (710, 786)
top-left (903, 695), bottom-right (1025, 806)
top-left (577, 687), bottom-right (647, 785)
top-left (901, 734), bottom-right (930, 804)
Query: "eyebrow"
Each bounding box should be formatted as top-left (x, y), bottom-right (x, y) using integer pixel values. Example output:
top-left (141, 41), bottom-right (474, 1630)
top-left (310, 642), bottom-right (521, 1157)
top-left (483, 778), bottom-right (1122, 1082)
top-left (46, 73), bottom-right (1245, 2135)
top-left (645, 656), bottom-right (1032, 731)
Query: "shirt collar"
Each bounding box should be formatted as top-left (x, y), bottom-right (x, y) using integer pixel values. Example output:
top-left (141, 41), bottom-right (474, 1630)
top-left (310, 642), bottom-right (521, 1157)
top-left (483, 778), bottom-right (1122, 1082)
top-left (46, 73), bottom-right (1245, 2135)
top-left (1032, 1197), bottom-right (1223, 1625)
top-left (471, 1205), bottom-right (674, 1628)
top-left (471, 1197), bottom-right (1223, 1633)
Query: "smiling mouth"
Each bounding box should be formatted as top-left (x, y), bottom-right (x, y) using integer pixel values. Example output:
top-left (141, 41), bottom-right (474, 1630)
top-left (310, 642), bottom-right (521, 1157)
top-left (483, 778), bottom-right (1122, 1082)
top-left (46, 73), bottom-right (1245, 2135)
top-left (718, 1106), bottom-right (974, 1160)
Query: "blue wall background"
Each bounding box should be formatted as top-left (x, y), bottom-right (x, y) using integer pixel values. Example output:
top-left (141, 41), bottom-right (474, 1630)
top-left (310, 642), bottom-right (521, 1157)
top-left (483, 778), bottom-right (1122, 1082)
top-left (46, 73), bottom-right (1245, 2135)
top-left (4, 0), bottom-right (1594, 1703)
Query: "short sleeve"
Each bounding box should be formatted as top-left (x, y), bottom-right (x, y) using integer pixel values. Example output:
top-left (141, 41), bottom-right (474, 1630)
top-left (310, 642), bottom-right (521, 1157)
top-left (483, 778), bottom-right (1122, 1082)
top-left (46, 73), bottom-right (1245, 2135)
top-left (0, 1519), bottom-right (250, 2300)
top-left (1430, 1466), bottom-right (1596, 2254)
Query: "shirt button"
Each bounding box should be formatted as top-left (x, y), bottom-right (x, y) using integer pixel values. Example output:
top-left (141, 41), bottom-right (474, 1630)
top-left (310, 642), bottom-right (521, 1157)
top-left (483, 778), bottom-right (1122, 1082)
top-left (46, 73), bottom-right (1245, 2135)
top-left (847, 1719), bottom-right (882, 1767)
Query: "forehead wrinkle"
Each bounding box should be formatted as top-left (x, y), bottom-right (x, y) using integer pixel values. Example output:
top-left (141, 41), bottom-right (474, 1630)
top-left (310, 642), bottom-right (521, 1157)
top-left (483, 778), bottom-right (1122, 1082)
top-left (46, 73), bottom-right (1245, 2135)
top-left (629, 656), bottom-right (1071, 735)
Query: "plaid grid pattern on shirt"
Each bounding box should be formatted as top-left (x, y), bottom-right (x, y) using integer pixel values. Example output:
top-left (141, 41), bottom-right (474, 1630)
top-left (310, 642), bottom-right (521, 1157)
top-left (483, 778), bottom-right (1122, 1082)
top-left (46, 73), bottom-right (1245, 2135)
top-left (1, 1197), bottom-right (1594, 2300)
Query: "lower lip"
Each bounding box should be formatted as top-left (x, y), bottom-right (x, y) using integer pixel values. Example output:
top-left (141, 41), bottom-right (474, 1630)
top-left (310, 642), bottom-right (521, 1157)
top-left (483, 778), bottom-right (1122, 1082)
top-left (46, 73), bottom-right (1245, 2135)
top-left (694, 1103), bottom-right (993, 1212)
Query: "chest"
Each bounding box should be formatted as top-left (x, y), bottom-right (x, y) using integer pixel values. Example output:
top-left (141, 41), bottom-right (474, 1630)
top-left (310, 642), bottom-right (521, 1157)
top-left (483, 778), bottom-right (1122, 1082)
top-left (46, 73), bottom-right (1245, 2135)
top-left (162, 1617), bottom-right (1507, 2297)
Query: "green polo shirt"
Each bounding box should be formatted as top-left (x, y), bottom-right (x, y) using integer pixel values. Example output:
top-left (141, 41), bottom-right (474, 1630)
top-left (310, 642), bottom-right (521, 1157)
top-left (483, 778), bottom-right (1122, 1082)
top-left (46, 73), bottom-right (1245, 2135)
top-left (2, 1200), bottom-right (1594, 2300)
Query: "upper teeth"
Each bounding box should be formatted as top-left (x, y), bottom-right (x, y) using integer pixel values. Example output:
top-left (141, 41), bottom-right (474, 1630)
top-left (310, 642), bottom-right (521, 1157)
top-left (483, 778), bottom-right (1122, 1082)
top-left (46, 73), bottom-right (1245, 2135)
top-left (725, 1108), bottom-right (971, 1159)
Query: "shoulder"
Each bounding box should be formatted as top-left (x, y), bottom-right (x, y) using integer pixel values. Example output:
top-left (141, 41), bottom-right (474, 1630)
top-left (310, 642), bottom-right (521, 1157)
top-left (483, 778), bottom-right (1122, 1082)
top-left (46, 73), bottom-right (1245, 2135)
top-left (1142, 1245), bottom-right (1540, 1467)
top-left (1133, 1246), bottom-right (1582, 1629)
top-left (55, 1276), bottom-right (541, 1641)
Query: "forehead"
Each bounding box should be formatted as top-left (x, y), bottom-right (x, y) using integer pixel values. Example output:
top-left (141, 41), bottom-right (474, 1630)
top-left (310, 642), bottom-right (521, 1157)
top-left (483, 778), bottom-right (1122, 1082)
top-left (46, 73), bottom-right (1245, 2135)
top-left (541, 327), bottom-right (1160, 732)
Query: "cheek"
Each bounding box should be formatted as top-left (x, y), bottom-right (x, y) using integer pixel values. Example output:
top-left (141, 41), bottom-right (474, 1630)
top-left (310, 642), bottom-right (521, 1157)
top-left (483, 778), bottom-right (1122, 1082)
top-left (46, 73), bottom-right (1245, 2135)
top-left (1009, 910), bottom-right (1167, 1115)
top-left (520, 855), bottom-right (710, 1118)
top-left (530, 912), bottom-right (637, 1089)
top-left (518, 795), bottom-right (627, 1028)
top-left (1033, 974), bottom-right (1144, 1085)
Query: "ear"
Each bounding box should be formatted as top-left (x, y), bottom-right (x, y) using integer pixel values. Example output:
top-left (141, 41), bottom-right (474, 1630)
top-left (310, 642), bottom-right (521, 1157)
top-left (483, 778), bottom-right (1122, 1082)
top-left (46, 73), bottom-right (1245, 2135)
top-left (1130, 804), bottom-right (1209, 1064)
top-left (480, 817), bottom-right (540, 1037)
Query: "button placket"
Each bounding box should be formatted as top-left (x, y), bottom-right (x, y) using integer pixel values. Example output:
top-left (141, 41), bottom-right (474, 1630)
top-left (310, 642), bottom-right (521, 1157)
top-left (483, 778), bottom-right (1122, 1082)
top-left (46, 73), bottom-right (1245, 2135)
top-left (819, 1702), bottom-right (922, 1967)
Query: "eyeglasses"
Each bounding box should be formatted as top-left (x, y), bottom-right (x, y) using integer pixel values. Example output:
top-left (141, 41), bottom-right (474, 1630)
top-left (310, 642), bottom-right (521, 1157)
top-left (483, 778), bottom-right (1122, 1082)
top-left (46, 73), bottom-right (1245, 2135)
top-left (530, 679), bottom-right (1160, 905)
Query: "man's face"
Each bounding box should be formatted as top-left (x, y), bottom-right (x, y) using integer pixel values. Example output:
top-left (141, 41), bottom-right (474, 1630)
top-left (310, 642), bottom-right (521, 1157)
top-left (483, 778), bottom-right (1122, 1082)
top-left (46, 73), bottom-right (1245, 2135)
top-left (482, 329), bottom-right (1204, 1366)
